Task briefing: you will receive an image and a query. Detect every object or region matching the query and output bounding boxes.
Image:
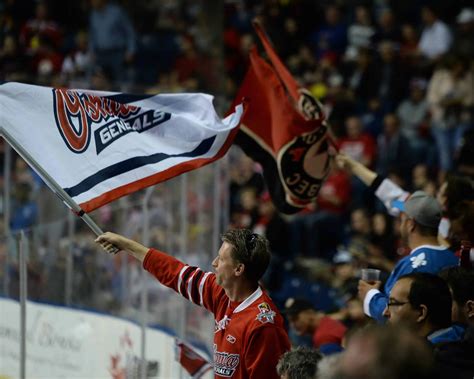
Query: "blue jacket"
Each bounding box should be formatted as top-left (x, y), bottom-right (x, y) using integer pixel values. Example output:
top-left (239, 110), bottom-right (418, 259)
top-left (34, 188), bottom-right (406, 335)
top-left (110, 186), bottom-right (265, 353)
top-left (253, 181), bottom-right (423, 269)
top-left (364, 245), bottom-right (458, 322)
top-left (428, 324), bottom-right (467, 345)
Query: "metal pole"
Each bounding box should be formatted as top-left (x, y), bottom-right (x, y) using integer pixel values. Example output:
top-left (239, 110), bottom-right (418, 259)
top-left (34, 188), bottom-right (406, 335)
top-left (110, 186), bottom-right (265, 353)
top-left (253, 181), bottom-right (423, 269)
top-left (65, 212), bottom-right (75, 306)
top-left (222, 155), bottom-right (230, 231)
top-left (3, 143), bottom-right (11, 296)
top-left (1, 129), bottom-right (106, 238)
top-left (140, 186), bottom-right (154, 379)
top-left (212, 162), bottom-right (220, 259)
top-left (196, 172), bottom-right (205, 254)
top-left (179, 174), bottom-right (188, 379)
top-left (18, 231), bottom-right (28, 379)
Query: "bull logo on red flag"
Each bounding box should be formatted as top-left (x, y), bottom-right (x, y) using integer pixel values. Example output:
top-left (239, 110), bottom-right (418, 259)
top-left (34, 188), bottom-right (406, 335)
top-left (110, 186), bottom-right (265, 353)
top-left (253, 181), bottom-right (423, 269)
top-left (231, 21), bottom-right (331, 214)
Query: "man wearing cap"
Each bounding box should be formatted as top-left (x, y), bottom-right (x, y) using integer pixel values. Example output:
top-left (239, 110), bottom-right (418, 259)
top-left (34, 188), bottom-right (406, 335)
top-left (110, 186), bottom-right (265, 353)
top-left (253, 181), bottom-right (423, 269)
top-left (335, 154), bottom-right (458, 322)
top-left (283, 297), bottom-right (347, 354)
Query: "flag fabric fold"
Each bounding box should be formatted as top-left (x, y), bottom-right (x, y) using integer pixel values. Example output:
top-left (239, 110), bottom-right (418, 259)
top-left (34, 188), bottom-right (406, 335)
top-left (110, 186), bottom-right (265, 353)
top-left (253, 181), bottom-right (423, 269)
top-left (231, 21), bottom-right (331, 214)
top-left (0, 82), bottom-right (243, 212)
top-left (175, 338), bottom-right (212, 379)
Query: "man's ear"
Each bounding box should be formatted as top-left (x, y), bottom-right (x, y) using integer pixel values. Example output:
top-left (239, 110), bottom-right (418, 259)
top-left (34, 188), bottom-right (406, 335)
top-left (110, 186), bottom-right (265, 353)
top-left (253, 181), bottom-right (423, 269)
top-left (416, 304), bottom-right (428, 323)
top-left (408, 218), bottom-right (416, 233)
top-left (234, 263), bottom-right (245, 277)
top-left (466, 300), bottom-right (474, 320)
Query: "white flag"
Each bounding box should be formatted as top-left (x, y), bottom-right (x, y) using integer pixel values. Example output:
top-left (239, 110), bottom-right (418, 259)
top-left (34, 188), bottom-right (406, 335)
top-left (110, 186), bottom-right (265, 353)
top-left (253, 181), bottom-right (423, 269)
top-left (0, 82), bottom-right (243, 212)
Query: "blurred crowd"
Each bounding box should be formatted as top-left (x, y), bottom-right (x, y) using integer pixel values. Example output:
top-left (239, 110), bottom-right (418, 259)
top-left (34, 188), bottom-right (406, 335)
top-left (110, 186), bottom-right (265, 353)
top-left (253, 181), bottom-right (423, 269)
top-left (1, 0), bottom-right (474, 377)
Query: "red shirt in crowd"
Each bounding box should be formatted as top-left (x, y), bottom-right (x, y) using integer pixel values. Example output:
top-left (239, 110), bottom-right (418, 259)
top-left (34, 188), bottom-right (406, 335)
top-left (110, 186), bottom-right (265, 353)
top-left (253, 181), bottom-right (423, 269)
top-left (337, 133), bottom-right (376, 167)
top-left (313, 316), bottom-right (347, 348)
top-left (143, 249), bottom-right (290, 379)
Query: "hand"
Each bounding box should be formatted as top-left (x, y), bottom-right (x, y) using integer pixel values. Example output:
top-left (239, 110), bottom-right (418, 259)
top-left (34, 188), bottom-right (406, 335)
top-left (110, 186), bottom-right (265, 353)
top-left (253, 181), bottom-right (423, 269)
top-left (358, 279), bottom-right (381, 302)
top-left (95, 232), bottom-right (127, 254)
top-left (95, 232), bottom-right (149, 261)
top-left (335, 153), bottom-right (355, 171)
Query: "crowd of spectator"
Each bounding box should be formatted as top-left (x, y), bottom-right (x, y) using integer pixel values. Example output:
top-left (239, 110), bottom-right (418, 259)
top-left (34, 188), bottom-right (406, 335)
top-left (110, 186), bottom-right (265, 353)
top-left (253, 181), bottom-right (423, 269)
top-left (1, 0), bottom-right (474, 377)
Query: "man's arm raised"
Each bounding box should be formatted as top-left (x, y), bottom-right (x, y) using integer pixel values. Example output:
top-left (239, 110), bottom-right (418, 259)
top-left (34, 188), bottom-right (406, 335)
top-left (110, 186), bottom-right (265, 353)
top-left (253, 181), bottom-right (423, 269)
top-left (96, 232), bottom-right (149, 262)
top-left (335, 153), bottom-right (377, 186)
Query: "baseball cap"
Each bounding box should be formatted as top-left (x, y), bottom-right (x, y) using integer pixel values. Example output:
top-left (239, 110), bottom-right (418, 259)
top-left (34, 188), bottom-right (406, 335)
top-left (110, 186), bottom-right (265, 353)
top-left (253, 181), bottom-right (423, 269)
top-left (457, 8), bottom-right (474, 24)
top-left (333, 249), bottom-right (353, 265)
top-left (391, 191), bottom-right (442, 228)
top-left (282, 298), bottom-right (314, 317)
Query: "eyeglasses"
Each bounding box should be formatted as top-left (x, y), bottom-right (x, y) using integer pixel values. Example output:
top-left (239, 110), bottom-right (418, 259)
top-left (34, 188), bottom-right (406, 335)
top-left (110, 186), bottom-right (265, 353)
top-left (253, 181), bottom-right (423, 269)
top-left (387, 300), bottom-right (410, 308)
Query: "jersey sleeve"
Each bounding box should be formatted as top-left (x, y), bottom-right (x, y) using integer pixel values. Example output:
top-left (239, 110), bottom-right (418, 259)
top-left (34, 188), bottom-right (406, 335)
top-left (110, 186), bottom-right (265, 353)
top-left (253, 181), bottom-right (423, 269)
top-left (366, 291), bottom-right (389, 323)
top-left (244, 325), bottom-right (290, 379)
top-left (371, 176), bottom-right (410, 217)
top-left (143, 248), bottom-right (224, 315)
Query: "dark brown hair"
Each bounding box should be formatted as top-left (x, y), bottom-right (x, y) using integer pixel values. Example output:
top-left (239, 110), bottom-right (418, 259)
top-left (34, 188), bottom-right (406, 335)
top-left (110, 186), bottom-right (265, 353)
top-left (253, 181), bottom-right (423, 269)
top-left (221, 229), bottom-right (270, 283)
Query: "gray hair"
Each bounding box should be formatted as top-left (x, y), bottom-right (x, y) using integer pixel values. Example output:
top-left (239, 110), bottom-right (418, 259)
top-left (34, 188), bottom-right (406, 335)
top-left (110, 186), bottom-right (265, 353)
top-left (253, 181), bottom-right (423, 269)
top-left (276, 346), bottom-right (321, 379)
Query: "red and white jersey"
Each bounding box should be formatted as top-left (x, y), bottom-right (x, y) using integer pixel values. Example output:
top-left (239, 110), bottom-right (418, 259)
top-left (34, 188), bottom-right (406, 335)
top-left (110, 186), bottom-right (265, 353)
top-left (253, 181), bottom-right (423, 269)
top-left (143, 249), bottom-right (290, 379)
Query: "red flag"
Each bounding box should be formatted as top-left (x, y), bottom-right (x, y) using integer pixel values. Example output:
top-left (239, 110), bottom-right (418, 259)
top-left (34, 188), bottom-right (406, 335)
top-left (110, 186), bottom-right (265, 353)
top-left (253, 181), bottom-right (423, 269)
top-left (175, 339), bottom-right (212, 378)
top-left (232, 21), bottom-right (331, 214)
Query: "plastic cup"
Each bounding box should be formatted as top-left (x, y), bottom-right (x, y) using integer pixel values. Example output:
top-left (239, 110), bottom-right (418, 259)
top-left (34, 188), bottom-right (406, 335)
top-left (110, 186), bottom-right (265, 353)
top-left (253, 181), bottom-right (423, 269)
top-left (361, 268), bottom-right (381, 283)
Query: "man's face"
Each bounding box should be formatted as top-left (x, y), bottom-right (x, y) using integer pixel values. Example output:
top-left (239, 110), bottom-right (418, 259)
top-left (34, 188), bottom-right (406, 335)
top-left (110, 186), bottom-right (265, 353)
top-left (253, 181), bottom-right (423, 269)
top-left (288, 310), bottom-right (312, 336)
top-left (212, 242), bottom-right (238, 288)
top-left (383, 278), bottom-right (419, 326)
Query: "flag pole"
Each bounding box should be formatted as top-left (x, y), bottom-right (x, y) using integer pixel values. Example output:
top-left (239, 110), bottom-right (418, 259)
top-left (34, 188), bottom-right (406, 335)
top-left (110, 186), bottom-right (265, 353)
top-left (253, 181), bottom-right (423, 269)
top-left (1, 128), bottom-right (106, 238)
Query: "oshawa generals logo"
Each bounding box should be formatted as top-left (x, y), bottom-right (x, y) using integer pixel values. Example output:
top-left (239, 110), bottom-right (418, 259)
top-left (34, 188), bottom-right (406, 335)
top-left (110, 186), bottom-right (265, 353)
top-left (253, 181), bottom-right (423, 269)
top-left (213, 344), bottom-right (240, 377)
top-left (53, 88), bottom-right (171, 154)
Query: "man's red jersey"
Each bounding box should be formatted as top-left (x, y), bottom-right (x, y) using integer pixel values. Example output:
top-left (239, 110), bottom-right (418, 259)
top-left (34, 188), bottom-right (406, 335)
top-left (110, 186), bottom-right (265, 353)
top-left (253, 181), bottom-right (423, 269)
top-left (143, 249), bottom-right (291, 379)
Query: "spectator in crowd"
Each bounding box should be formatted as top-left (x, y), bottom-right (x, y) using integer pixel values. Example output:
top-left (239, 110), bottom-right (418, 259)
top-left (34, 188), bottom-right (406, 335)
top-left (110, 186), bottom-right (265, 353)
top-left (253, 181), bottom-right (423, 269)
top-left (96, 229), bottom-right (290, 378)
top-left (336, 153), bottom-right (458, 322)
top-left (344, 48), bottom-right (378, 106)
top-left (418, 5), bottom-right (452, 62)
top-left (399, 23), bottom-right (419, 68)
top-left (89, 0), bottom-right (136, 87)
top-left (368, 211), bottom-right (398, 264)
top-left (10, 182), bottom-right (38, 232)
top-left (376, 113), bottom-right (414, 182)
top-left (374, 8), bottom-right (401, 44)
top-left (435, 267), bottom-right (474, 379)
top-left (289, 158), bottom-right (351, 258)
top-left (450, 8), bottom-right (474, 60)
top-left (374, 40), bottom-right (407, 110)
top-left (383, 272), bottom-right (462, 344)
top-left (61, 30), bottom-right (92, 86)
top-left (337, 115), bottom-right (375, 207)
top-left (396, 78), bottom-right (432, 166)
top-left (346, 208), bottom-right (372, 258)
top-left (436, 175), bottom-right (474, 244)
top-left (309, 5), bottom-right (347, 60)
top-left (254, 192), bottom-right (290, 291)
top-left (20, 1), bottom-right (62, 55)
top-left (439, 267), bottom-right (474, 326)
top-left (0, 34), bottom-right (29, 82)
top-left (334, 324), bottom-right (435, 379)
top-left (427, 56), bottom-right (474, 180)
top-left (283, 297), bottom-right (347, 355)
top-left (435, 325), bottom-right (474, 379)
top-left (344, 5), bottom-right (376, 62)
top-left (276, 346), bottom-right (322, 379)
top-left (338, 116), bottom-right (376, 168)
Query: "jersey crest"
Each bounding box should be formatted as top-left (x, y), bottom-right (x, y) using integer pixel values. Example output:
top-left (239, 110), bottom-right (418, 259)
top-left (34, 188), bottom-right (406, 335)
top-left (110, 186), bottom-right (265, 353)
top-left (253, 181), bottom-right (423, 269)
top-left (256, 302), bottom-right (276, 324)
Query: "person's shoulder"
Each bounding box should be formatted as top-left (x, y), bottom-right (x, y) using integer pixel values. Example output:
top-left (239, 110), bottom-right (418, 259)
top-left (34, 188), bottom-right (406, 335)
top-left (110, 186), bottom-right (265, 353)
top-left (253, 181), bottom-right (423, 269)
top-left (412, 245), bottom-right (453, 255)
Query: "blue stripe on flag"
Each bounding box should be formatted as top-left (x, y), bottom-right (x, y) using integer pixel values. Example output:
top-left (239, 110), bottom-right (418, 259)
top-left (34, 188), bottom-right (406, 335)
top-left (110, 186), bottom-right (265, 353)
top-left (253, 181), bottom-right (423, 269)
top-left (104, 93), bottom-right (155, 103)
top-left (64, 136), bottom-right (216, 197)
